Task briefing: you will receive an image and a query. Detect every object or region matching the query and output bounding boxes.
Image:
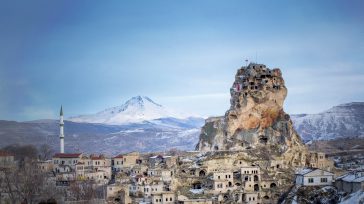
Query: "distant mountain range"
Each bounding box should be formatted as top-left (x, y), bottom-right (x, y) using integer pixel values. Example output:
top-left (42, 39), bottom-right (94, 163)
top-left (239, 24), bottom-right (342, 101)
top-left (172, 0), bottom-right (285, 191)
top-left (0, 96), bottom-right (204, 155)
top-left (0, 117), bottom-right (204, 155)
top-left (0, 98), bottom-right (363, 154)
top-left (291, 102), bottom-right (364, 142)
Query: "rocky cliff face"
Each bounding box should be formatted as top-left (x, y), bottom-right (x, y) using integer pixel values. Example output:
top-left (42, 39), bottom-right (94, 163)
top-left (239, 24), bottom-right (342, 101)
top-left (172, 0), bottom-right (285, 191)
top-left (196, 63), bottom-right (307, 165)
top-left (291, 102), bottom-right (364, 141)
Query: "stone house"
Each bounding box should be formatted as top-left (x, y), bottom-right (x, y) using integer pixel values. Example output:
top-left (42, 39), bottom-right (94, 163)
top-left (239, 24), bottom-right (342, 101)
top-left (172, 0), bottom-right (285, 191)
top-left (83, 170), bottom-right (108, 184)
top-left (295, 168), bottom-right (334, 186)
top-left (113, 152), bottom-right (140, 171)
top-left (308, 152), bottom-right (334, 171)
top-left (131, 164), bottom-right (148, 176)
top-left (0, 151), bottom-right (15, 168)
top-left (148, 168), bottom-right (162, 177)
top-left (335, 171), bottom-right (364, 193)
top-left (161, 169), bottom-right (173, 182)
top-left (143, 182), bottom-right (164, 197)
top-left (90, 154), bottom-right (112, 179)
top-left (241, 166), bottom-right (261, 192)
top-left (107, 184), bottom-right (122, 199)
top-left (52, 153), bottom-right (82, 172)
top-left (108, 185), bottom-right (131, 204)
top-left (129, 183), bottom-right (143, 194)
top-left (134, 175), bottom-right (148, 185)
top-left (242, 192), bottom-right (260, 204)
top-left (55, 164), bottom-right (73, 173)
top-left (36, 160), bottom-right (53, 172)
top-left (212, 172), bottom-right (234, 193)
top-left (75, 161), bottom-right (92, 178)
top-left (269, 159), bottom-right (284, 170)
top-left (149, 155), bottom-right (177, 168)
top-left (152, 192), bottom-right (175, 204)
top-left (56, 172), bottom-right (75, 181)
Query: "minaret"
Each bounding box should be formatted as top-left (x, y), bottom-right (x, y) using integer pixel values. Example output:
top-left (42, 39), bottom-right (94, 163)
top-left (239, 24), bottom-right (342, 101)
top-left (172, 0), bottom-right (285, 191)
top-left (60, 106), bottom-right (64, 153)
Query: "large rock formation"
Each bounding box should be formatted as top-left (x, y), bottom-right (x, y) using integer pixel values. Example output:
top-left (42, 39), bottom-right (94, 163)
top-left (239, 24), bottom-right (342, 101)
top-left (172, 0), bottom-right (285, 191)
top-left (196, 63), bottom-right (308, 166)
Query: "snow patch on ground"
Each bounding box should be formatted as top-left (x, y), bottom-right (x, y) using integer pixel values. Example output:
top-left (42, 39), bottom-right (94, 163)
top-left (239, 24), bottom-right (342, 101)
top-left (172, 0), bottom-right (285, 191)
top-left (189, 189), bottom-right (204, 194)
top-left (340, 190), bottom-right (364, 204)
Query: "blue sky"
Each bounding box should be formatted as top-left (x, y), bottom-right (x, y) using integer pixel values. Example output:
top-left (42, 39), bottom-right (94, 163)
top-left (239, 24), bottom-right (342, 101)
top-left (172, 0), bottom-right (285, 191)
top-left (0, 0), bottom-right (363, 121)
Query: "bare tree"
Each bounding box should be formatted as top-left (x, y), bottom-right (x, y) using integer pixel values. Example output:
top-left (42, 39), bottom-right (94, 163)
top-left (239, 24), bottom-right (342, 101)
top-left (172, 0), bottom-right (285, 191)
top-left (13, 162), bottom-right (47, 204)
top-left (68, 180), bottom-right (96, 203)
top-left (0, 161), bottom-right (59, 204)
top-left (0, 145), bottom-right (64, 204)
top-left (2, 144), bottom-right (38, 168)
top-left (38, 144), bottom-right (54, 161)
top-left (1, 169), bottom-right (19, 204)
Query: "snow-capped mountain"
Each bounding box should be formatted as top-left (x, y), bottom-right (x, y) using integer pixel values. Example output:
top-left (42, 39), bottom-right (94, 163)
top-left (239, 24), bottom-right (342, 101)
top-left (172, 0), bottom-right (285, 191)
top-left (0, 95), bottom-right (205, 154)
top-left (291, 102), bottom-right (364, 142)
top-left (69, 96), bottom-right (190, 124)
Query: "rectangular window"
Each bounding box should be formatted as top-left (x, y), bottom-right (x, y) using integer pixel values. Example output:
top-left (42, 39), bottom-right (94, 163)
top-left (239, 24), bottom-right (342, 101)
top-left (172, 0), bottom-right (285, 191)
top-left (321, 178), bottom-right (328, 183)
top-left (308, 178), bottom-right (314, 183)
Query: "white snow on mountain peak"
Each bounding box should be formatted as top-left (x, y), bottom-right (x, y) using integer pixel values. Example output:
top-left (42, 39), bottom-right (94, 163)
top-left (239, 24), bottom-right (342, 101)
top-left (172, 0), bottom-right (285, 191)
top-left (291, 102), bottom-right (364, 141)
top-left (69, 96), bottom-right (191, 125)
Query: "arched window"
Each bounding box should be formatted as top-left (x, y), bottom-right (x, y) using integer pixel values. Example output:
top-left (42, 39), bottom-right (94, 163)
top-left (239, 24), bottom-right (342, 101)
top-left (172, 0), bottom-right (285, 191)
top-left (199, 170), bottom-right (206, 177)
top-left (254, 184), bottom-right (259, 192)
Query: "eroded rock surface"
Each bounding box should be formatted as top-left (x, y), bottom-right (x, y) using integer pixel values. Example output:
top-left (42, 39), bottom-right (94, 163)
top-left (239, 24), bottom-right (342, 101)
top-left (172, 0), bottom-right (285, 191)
top-left (196, 63), bottom-right (307, 166)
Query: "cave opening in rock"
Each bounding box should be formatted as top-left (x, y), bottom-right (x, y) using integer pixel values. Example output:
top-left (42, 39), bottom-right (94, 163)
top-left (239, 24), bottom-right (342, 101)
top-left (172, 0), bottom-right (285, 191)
top-left (199, 170), bottom-right (206, 177)
top-left (230, 114), bottom-right (238, 119)
top-left (192, 182), bottom-right (202, 189)
top-left (270, 183), bottom-right (277, 188)
top-left (259, 135), bottom-right (268, 144)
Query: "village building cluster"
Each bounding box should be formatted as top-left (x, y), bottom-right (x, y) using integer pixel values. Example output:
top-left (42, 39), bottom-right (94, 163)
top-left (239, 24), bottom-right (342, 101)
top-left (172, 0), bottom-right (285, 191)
top-left (1, 145), bottom-right (363, 204)
top-left (1, 63), bottom-right (363, 203)
top-left (229, 64), bottom-right (284, 110)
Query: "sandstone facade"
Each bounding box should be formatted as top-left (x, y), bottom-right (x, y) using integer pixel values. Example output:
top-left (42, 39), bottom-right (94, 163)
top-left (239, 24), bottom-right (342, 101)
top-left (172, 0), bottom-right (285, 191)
top-left (196, 63), bottom-right (308, 167)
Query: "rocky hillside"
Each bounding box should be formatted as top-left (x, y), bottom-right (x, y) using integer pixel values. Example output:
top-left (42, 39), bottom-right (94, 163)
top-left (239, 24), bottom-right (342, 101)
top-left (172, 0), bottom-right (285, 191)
top-left (0, 117), bottom-right (204, 155)
top-left (196, 63), bottom-right (308, 166)
top-left (291, 102), bottom-right (364, 142)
